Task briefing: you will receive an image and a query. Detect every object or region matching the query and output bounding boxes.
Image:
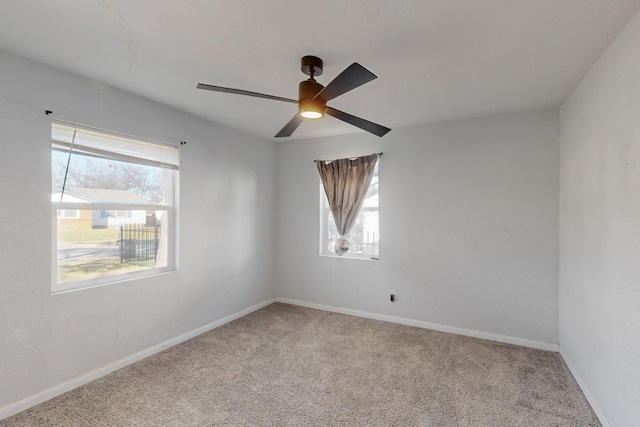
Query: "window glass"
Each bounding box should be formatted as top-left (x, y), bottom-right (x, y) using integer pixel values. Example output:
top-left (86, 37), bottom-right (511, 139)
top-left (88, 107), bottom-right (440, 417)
top-left (320, 164), bottom-right (379, 259)
top-left (51, 122), bottom-right (178, 293)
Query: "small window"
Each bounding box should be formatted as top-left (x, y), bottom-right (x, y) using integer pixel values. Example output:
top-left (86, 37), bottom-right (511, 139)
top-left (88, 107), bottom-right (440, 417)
top-left (51, 122), bottom-right (179, 293)
top-left (319, 163), bottom-right (379, 259)
top-left (57, 209), bottom-right (80, 219)
top-left (108, 210), bottom-right (130, 218)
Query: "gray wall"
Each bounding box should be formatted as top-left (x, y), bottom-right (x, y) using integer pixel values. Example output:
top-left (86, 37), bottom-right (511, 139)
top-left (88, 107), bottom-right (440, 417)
top-left (275, 109), bottom-right (560, 347)
top-left (559, 9), bottom-right (640, 427)
top-left (0, 50), bottom-right (276, 412)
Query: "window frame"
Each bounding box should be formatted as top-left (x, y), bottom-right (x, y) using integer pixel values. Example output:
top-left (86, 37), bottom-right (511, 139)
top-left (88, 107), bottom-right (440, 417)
top-left (319, 163), bottom-right (379, 260)
top-left (51, 121), bottom-right (178, 294)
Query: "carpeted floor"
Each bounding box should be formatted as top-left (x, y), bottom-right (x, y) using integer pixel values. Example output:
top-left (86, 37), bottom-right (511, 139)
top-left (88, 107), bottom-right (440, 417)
top-left (1, 303), bottom-right (599, 426)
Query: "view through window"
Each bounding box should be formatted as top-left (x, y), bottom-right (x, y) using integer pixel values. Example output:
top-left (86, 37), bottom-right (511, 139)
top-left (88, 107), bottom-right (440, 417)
top-left (319, 163), bottom-right (379, 259)
top-left (51, 122), bottom-right (178, 293)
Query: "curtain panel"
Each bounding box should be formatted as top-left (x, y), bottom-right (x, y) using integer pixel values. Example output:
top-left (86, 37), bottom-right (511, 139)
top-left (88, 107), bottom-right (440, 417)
top-left (316, 153), bottom-right (380, 255)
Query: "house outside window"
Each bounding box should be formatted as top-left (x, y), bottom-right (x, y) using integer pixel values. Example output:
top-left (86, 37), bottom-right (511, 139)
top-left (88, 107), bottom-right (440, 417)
top-left (51, 122), bottom-right (179, 293)
top-left (319, 163), bottom-right (379, 259)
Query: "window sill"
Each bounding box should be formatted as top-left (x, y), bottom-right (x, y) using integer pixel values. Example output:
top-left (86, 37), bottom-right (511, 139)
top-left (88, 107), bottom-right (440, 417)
top-left (52, 268), bottom-right (175, 295)
top-left (320, 254), bottom-right (379, 261)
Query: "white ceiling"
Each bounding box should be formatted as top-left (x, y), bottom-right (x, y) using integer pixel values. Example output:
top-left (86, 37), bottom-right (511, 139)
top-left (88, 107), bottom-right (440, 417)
top-left (1, 0), bottom-right (639, 141)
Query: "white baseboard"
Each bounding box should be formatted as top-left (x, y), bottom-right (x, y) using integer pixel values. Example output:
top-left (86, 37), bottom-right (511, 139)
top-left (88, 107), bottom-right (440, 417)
top-left (0, 298), bottom-right (276, 421)
top-left (276, 297), bottom-right (559, 352)
top-left (559, 345), bottom-right (610, 427)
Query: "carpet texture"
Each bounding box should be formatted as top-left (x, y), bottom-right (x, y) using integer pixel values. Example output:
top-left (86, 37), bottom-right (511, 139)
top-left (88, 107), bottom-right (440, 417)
top-left (1, 303), bottom-right (599, 426)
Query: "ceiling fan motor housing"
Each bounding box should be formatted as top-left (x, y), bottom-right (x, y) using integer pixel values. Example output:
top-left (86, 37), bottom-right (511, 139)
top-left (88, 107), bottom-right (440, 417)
top-left (298, 79), bottom-right (324, 100)
top-left (298, 79), bottom-right (325, 118)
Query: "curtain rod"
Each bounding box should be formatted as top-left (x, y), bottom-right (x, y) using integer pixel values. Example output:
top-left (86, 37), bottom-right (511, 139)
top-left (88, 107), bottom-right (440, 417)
top-left (313, 152), bottom-right (383, 163)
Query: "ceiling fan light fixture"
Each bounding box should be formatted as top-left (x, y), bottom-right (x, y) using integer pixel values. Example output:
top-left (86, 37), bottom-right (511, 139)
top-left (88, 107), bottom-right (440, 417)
top-left (299, 98), bottom-right (324, 119)
top-left (300, 110), bottom-right (323, 119)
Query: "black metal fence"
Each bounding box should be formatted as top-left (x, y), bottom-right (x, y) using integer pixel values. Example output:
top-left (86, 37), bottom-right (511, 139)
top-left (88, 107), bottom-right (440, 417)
top-left (119, 224), bottom-right (160, 266)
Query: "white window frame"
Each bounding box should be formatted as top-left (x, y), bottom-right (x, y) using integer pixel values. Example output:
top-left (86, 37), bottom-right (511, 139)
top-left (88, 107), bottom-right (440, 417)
top-left (319, 163), bottom-right (379, 260)
top-left (51, 121), bottom-right (179, 294)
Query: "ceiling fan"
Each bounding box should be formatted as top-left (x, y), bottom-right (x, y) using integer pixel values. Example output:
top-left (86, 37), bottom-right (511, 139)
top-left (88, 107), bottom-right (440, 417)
top-left (197, 56), bottom-right (391, 138)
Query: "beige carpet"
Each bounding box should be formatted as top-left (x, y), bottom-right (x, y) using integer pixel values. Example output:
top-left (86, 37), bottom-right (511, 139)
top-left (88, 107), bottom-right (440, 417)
top-left (1, 303), bottom-right (599, 426)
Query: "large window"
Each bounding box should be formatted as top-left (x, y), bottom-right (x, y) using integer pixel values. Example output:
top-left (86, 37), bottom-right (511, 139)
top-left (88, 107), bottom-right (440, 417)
top-left (319, 163), bottom-right (379, 259)
top-left (51, 122), bottom-right (179, 293)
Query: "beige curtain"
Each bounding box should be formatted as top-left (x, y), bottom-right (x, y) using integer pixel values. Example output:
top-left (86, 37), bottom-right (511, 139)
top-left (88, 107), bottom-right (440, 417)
top-left (317, 153), bottom-right (380, 255)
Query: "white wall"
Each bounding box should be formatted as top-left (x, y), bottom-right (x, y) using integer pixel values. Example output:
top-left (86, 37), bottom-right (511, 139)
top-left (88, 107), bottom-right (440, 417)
top-left (0, 50), bottom-right (276, 414)
top-left (274, 109), bottom-right (559, 347)
top-left (559, 9), bottom-right (640, 427)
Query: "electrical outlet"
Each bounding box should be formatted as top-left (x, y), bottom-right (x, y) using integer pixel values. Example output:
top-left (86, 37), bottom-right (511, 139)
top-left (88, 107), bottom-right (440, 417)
top-left (390, 289), bottom-right (396, 302)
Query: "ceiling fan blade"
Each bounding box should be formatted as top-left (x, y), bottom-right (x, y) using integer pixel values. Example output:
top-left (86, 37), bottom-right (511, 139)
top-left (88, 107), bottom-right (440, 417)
top-left (314, 63), bottom-right (377, 103)
top-left (275, 114), bottom-right (304, 138)
top-left (325, 107), bottom-right (391, 137)
top-left (197, 83), bottom-right (297, 104)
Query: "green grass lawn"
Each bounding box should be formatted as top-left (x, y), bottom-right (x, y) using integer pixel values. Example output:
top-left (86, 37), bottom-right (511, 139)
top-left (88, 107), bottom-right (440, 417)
top-left (56, 226), bottom-right (158, 283)
top-left (57, 258), bottom-right (148, 283)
